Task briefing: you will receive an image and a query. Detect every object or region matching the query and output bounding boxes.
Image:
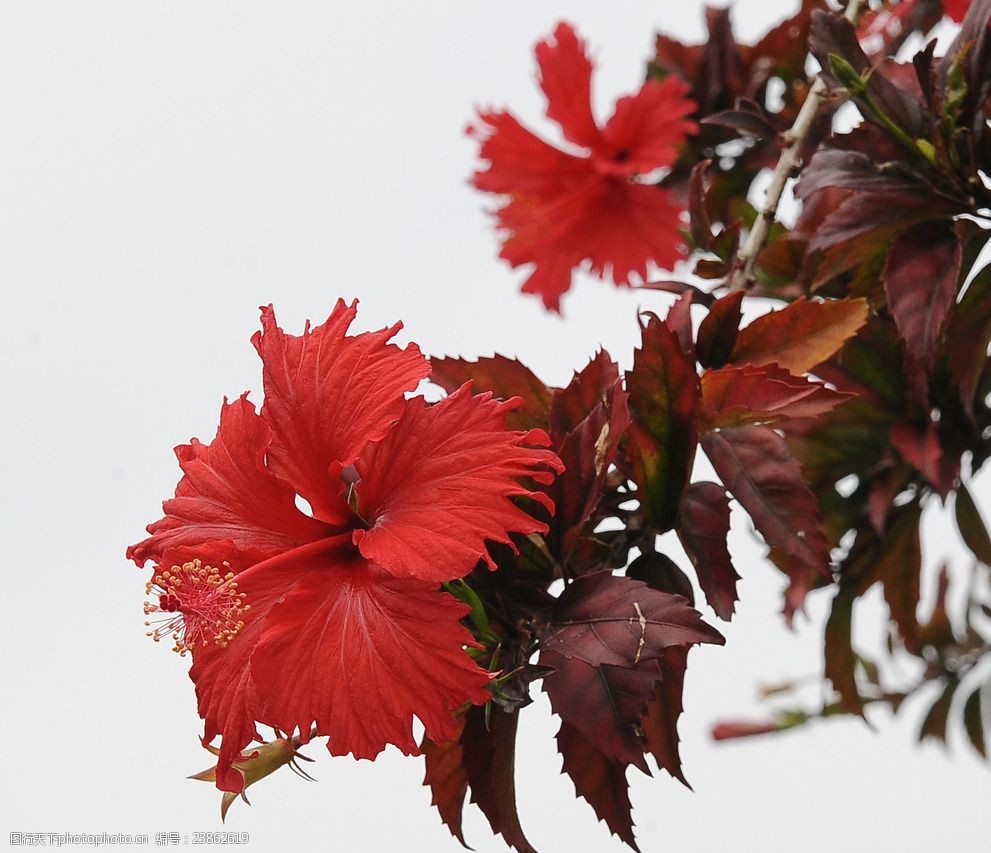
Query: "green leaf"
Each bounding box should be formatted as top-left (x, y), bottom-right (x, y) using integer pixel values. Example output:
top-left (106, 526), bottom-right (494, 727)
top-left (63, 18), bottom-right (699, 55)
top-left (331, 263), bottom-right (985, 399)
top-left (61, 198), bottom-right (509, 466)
top-left (828, 53), bottom-right (868, 97)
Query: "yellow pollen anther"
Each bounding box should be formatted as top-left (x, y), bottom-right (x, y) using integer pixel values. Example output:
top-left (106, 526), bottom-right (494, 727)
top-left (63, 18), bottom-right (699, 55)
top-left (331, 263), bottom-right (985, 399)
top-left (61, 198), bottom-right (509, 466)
top-left (142, 559), bottom-right (247, 656)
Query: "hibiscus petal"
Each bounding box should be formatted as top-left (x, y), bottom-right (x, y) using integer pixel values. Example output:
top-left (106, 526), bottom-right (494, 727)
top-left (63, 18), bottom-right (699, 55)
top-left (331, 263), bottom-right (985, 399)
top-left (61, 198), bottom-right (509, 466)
top-left (127, 395), bottom-right (330, 568)
top-left (249, 559), bottom-right (493, 760)
top-left (601, 77), bottom-right (697, 176)
top-left (496, 173), bottom-right (606, 311)
top-left (193, 638), bottom-right (263, 794)
top-left (536, 22), bottom-right (603, 151)
top-left (518, 253), bottom-right (584, 313)
top-left (496, 177), bottom-right (687, 310)
top-left (353, 385), bottom-right (564, 581)
top-left (585, 181), bottom-right (688, 284)
top-left (469, 110), bottom-right (590, 197)
top-left (184, 537), bottom-right (352, 792)
top-left (251, 302), bottom-right (430, 525)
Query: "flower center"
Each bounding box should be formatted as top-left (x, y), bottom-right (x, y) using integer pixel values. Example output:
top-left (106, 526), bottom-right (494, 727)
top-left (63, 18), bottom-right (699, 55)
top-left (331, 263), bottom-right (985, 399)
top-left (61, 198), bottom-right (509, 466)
top-left (143, 558), bottom-right (249, 656)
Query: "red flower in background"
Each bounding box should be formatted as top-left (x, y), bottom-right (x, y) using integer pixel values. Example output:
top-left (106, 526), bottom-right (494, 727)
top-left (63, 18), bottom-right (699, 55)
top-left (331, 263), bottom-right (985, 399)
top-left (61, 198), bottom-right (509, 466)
top-left (470, 21), bottom-right (696, 311)
top-left (944, 0), bottom-right (972, 22)
top-left (128, 301), bottom-right (562, 793)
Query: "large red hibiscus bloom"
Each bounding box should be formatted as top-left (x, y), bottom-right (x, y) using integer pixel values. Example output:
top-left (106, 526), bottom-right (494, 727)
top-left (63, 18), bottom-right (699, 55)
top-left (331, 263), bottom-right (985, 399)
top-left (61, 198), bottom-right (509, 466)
top-left (128, 301), bottom-right (562, 792)
top-left (470, 21), bottom-right (697, 311)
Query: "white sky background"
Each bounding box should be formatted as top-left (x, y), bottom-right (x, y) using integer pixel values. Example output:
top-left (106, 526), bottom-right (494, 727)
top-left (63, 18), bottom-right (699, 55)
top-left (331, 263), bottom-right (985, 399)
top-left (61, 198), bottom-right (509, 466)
top-left (1, 1), bottom-right (987, 851)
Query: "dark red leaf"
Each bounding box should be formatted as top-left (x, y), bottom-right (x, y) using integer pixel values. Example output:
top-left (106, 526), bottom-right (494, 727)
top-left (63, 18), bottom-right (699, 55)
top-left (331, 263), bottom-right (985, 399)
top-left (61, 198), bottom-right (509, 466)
top-left (635, 279), bottom-right (715, 306)
top-left (461, 705), bottom-right (536, 853)
top-left (700, 364), bottom-right (854, 431)
top-left (807, 191), bottom-right (953, 256)
top-left (808, 212), bottom-right (906, 289)
top-left (944, 261), bottom-right (991, 419)
top-left (813, 313), bottom-right (905, 408)
top-left (963, 685), bottom-right (987, 758)
top-left (889, 419), bottom-right (957, 497)
top-left (919, 677), bottom-right (960, 744)
top-left (556, 723), bottom-right (639, 851)
top-left (696, 291), bottom-right (744, 369)
top-left (627, 551), bottom-right (696, 605)
top-left (774, 550), bottom-right (824, 626)
top-left (677, 482), bottom-right (740, 621)
top-left (430, 354), bottom-right (552, 432)
top-left (824, 582), bottom-right (864, 715)
top-left (624, 314), bottom-right (701, 532)
top-left (549, 350), bottom-right (621, 437)
top-left (867, 463), bottom-right (912, 534)
top-left (729, 297), bottom-right (869, 375)
top-left (641, 646), bottom-right (690, 787)
top-left (702, 99), bottom-right (778, 139)
top-left (783, 398), bottom-right (894, 497)
top-left (666, 291), bottom-right (696, 355)
top-left (688, 159), bottom-right (714, 250)
top-left (693, 258), bottom-right (730, 279)
top-left (754, 233), bottom-right (806, 288)
top-left (540, 574), bottom-right (723, 768)
top-left (872, 506), bottom-right (923, 645)
top-left (422, 733), bottom-right (469, 847)
top-left (710, 719), bottom-right (781, 740)
top-left (751, 0), bottom-right (828, 80)
top-left (917, 565), bottom-right (955, 650)
top-left (653, 7), bottom-right (743, 118)
top-left (795, 149), bottom-right (925, 200)
top-left (701, 426), bottom-right (830, 578)
top-left (882, 221), bottom-right (962, 392)
top-left (547, 360), bottom-right (631, 566)
top-left (542, 653), bottom-right (660, 770)
top-left (542, 574), bottom-right (725, 667)
top-left (954, 483), bottom-right (991, 566)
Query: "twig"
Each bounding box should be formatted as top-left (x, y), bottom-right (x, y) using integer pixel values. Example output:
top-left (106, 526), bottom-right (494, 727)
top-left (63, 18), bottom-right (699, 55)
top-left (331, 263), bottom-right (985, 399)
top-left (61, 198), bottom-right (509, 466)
top-left (727, 0), bottom-right (868, 292)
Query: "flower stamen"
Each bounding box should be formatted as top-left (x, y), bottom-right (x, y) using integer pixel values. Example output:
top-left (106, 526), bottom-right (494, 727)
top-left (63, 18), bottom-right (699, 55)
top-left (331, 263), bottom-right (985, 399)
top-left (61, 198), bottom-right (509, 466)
top-left (144, 559), bottom-right (249, 656)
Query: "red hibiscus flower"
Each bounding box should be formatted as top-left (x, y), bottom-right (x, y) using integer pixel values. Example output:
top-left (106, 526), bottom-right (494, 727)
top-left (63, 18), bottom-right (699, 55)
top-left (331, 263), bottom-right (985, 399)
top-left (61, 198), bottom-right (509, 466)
top-left (128, 301), bottom-right (563, 793)
top-left (469, 21), bottom-right (697, 312)
top-left (943, 0), bottom-right (971, 22)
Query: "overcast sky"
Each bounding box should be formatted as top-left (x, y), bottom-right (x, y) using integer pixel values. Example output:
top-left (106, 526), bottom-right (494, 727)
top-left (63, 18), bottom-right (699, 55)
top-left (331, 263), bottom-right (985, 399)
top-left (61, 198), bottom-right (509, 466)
top-left (1, 2), bottom-right (987, 851)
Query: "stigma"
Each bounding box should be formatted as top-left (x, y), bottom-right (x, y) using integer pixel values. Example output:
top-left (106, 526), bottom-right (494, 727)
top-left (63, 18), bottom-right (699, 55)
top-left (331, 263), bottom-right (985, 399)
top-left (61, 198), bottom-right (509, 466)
top-left (143, 558), bottom-right (249, 656)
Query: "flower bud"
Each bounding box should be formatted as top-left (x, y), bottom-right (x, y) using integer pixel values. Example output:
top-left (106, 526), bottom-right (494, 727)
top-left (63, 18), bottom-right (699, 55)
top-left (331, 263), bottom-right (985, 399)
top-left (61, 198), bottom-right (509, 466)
top-left (190, 736), bottom-right (314, 820)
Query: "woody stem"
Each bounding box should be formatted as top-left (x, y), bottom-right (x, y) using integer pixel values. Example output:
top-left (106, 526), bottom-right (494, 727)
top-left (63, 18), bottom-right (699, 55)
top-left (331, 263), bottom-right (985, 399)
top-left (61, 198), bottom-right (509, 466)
top-left (727, 0), bottom-right (868, 292)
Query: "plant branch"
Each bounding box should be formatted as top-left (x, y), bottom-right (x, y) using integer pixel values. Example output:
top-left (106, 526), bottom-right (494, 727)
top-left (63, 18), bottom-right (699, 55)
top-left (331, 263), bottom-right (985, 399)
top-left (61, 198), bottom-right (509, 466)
top-left (728, 0), bottom-right (868, 292)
